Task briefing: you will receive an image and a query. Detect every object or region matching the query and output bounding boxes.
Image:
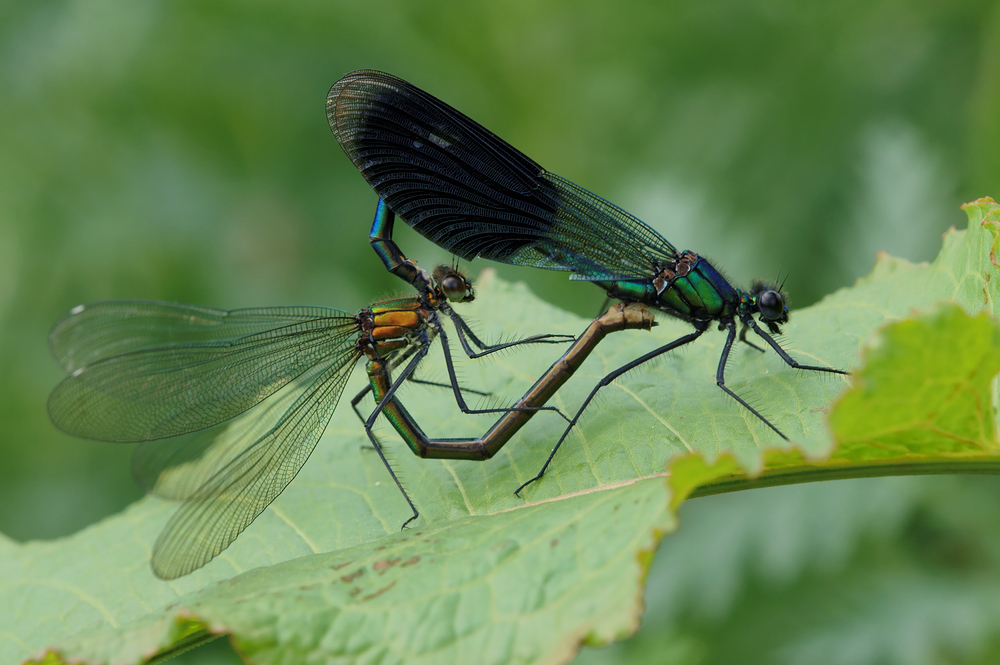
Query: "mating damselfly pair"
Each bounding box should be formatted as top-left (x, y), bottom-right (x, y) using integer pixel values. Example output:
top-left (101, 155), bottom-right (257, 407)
top-left (48, 70), bottom-right (848, 579)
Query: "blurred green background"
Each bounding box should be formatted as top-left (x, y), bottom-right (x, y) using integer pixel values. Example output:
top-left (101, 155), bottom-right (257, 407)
top-left (2, 0), bottom-right (999, 662)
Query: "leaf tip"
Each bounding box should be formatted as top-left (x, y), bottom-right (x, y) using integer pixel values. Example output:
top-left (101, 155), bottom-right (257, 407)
top-left (962, 196), bottom-right (1000, 267)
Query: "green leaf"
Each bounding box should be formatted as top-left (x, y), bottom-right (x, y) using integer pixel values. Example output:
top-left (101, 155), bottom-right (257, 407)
top-left (575, 476), bottom-right (1000, 665)
top-left (4, 198), bottom-right (1000, 664)
top-left (685, 197), bottom-right (1000, 497)
top-left (831, 304), bottom-right (1000, 453)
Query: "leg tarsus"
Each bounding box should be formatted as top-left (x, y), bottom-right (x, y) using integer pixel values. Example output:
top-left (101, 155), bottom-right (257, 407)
top-left (351, 384), bottom-right (373, 424)
top-left (739, 324), bottom-right (765, 353)
top-left (745, 316), bottom-right (849, 375)
top-left (717, 321), bottom-right (788, 440)
top-left (363, 338), bottom-right (432, 524)
top-left (407, 376), bottom-right (491, 397)
top-left (448, 308), bottom-right (574, 359)
top-left (400, 511), bottom-right (419, 530)
top-left (515, 328), bottom-right (706, 497)
top-left (436, 319), bottom-right (570, 420)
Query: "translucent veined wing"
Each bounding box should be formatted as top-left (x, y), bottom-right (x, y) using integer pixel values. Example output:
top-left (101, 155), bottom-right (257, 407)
top-left (50, 301), bottom-right (341, 372)
top-left (328, 69), bottom-right (675, 281)
top-left (150, 351), bottom-right (359, 579)
top-left (131, 369), bottom-right (326, 500)
top-left (48, 301), bottom-right (359, 442)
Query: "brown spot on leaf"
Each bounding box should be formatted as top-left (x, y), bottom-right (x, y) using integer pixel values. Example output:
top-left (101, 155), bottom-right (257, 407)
top-left (363, 581), bottom-right (397, 601)
top-left (341, 569), bottom-right (365, 583)
top-left (401, 556), bottom-right (421, 567)
top-left (374, 557), bottom-right (401, 574)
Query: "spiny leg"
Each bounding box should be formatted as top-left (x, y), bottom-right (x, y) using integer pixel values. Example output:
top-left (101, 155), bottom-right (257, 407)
top-left (350, 341), bottom-right (488, 425)
top-left (716, 321), bottom-right (788, 440)
top-left (446, 308), bottom-right (575, 359)
top-left (363, 338), bottom-right (436, 528)
top-left (436, 320), bottom-right (570, 423)
top-left (514, 328), bottom-right (706, 497)
top-left (739, 323), bottom-right (765, 353)
top-left (363, 325), bottom-right (571, 527)
top-left (744, 316), bottom-right (850, 376)
top-left (355, 315), bottom-right (569, 430)
top-left (406, 376), bottom-right (490, 395)
top-left (351, 342), bottom-right (421, 423)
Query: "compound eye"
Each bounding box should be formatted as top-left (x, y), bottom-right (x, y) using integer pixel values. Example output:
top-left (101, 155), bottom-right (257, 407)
top-left (441, 274), bottom-right (470, 302)
top-left (758, 290), bottom-right (784, 320)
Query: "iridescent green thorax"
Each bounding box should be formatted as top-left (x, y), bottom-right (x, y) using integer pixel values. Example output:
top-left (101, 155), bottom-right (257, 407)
top-left (601, 252), bottom-right (739, 322)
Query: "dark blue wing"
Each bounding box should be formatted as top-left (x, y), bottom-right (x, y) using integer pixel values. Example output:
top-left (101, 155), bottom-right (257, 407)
top-left (328, 69), bottom-right (675, 281)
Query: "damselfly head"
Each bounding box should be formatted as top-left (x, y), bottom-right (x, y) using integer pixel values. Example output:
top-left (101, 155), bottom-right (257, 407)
top-left (748, 279), bottom-right (789, 333)
top-left (432, 265), bottom-right (475, 303)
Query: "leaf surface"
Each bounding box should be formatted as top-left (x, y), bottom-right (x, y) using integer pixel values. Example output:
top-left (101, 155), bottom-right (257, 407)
top-left (5, 199), bottom-right (1000, 665)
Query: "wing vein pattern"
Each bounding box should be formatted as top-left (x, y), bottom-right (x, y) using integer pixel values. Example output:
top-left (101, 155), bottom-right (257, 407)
top-left (328, 70), bottom-right (676, 282)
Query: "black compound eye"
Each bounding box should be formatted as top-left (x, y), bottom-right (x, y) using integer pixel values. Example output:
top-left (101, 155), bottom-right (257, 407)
top-left (441, 274), bottom-right (470, 302)
top-left (758, 290), bottom-right (784, 320)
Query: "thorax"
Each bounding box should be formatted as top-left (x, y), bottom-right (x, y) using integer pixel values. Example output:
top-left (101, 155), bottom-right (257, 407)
top-left (357, 297), bottom-right (434, 359)
top-left (603, 252), bottom-right (739, 322)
